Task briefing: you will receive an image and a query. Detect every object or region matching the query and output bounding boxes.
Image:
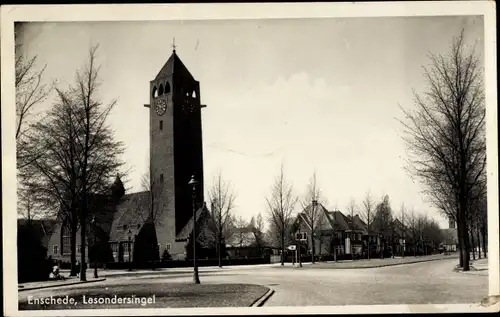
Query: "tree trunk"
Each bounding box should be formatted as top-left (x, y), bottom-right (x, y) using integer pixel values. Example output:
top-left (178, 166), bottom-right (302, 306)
top-left (280, 232), bottom-right (285, 266)
top-left (367, 239), bottom-right (370, 260)
top-left (80, 203), bottom-right (87, 281)
top-left (217, 230), bottom-right (222, 268)
top-left (311, 229), bottom-right (315, 264)
top-left (456, 213), bottom-right (463, 267)
top-left (476, 226), bottom-right (481, 259)
top-left (481, 225), bottom-right (487, 258)
top-left (470, 229), bottom-right (476, 260)
top-left (70, 222), bottom-right (78, 276)
top-left (459, 205), bottom-right (470, 271)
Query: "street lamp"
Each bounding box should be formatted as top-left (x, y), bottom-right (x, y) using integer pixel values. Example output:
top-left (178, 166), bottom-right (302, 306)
top-left (188, 175), bottom-right (201, 284)
top-left (128, 228), bottom-right (132, 271)
top-left (311, 200), bottom-right (318, 264)
top-left (91, 216), bottom-right (98, 278)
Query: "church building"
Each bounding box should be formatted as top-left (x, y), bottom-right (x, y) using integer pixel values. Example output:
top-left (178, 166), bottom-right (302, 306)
top-left (46, 47), bottom-right (216, 264)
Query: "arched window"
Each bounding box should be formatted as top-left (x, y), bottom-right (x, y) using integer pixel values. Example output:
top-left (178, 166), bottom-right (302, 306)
top-left (192, 90), bottom-right (197, 98)
top-left (165, 82), bottom-right (171, 94)
top-left (158, 84), bottom-right (164, 96)
top-left (152, 86), bottom-right (158, 98)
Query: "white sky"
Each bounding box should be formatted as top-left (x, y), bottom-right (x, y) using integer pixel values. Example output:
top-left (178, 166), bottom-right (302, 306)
top-left (17, 16), bottom-right (484, 229)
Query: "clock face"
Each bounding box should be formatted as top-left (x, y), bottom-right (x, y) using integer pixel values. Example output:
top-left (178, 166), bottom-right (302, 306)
top-left (182, 102), bottom-right (196, 115)
top-left (155, 99), bottom-right (167, 116)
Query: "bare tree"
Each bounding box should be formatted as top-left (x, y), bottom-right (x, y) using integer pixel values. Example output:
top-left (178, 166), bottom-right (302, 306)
top-left (346, 198), bottom-right (357, 258)
top-left (399, 203), bottom-right (407, 257)
top-left (250, 213), bottom-right (266, 256)
top-left (300, 171), bottom-right (324, 264)
top-left (207, 172), bottom-right (236, 267)
top-left (28, 45), bottom-right (125, 280)
top-left (373, 195), bottom-right (393, 259)
top-left (27, 88), bottom-right (85, 276)
top-left (266, 164), bottom-right (298, 266)
top-left (362, 191), bottom-right (375, 260)
top-left (15, 24), bottom-right (53, 170)
top-left (398, 30), bottom-right (485, 271)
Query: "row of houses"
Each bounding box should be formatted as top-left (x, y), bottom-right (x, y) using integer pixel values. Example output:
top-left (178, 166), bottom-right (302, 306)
top-left (227, 202), bottom-right (458, 260)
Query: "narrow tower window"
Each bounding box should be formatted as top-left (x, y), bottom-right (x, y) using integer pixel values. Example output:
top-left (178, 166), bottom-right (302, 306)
top-left (192, 90), bottom-right (197, 98)
top-left (165, 82), bottom-right (171, 94)
top-left (152, 86), bottom-right (158, 98)
top-left (159, 120), bottom-right (163, 131)
top-left (159, 84), bottom-right (164, 95)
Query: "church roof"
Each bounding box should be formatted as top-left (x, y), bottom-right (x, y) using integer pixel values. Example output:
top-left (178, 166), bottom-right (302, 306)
top-left (175, 204), bottom-right (210, 242)
top-left (109, 191), bottom-right (151, 242)
top-left (155, 50), bottom-right (195, 82)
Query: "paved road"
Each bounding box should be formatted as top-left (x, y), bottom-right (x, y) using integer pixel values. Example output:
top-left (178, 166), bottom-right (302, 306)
top-left (19, 258), bottom-right (488, 307)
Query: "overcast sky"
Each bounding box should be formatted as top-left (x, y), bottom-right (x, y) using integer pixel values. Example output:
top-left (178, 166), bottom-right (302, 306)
top-left (17, 16), bottom-right (484, 228)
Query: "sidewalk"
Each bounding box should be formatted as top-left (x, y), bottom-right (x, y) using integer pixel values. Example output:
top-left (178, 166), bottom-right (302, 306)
top-left (459, 258), bottom-right (489, 276)
top-left (282, 254), bottom-right (459, 269)
top-left (19, 276), bottom-right (106, 291)
top-left (58, 262), bottom-right (282, 279)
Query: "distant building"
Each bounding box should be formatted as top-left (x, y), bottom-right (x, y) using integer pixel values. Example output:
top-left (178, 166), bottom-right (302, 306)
top-left (441, 218), bottom-right (458, 252)
top-left (46, 48), bottom-right (216, 264)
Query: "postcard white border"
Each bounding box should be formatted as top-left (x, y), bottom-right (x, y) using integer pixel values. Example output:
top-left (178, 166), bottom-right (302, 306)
top-left (1, 2), bottom-right (498, 316)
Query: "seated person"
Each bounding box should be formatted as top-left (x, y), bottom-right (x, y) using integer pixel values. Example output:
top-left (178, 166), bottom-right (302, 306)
top-left (49, 265), bottom-right (65, 280)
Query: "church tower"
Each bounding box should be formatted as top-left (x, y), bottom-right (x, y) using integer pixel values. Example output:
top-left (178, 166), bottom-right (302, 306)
top-left (147, 46), bottom-right (205, 258)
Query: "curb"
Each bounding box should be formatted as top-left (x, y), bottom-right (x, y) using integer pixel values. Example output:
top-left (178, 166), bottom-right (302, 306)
top-left (19, 278), bottom-right (106, 292)
top-left (284, 256), bottom-right (459, 270)
top-left (250, 288), bottom-right (275, 307)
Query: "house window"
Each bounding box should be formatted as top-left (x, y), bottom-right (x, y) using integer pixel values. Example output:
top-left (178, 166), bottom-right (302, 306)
top-left (166, 243), bottom-right (171, 251)
top-left (296, 232), bottom-right (307, 240)
top-left (77, 244), bottom-right (81, 254)
top-left (62, 236), bottom-right (71, 255)
top-left (159, 120), bottom-right (163, 130)
top-left (111, 242), bottom-right (119, 253)
top-left (53, 245), bottom-right (59, 255)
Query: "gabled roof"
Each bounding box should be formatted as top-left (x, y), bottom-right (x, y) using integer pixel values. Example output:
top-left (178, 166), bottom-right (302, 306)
top-left (175, 204), bottom-right (211, 241)
top-left (352, 215), bottom-right (368, 234)
top-left (297, 203), bottom-right (333, 230)
top-left (155, 50), bottom-right (195, 82)
top-left (109, 191), bottom-right (151, 242)
top-left (326, 211), bottom-right (351, 231)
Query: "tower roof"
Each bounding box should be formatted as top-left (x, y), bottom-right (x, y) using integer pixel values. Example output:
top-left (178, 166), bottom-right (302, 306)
top-left (155, 49), bottom-right (195, 82)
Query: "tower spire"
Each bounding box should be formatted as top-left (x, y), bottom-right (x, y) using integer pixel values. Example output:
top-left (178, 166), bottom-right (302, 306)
top-left (172, 37), bottom-right (176, 53)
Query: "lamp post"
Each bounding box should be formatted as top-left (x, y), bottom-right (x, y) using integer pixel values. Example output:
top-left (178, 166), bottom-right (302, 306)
top-left (311, 200), bottom-right (318, 264)
top-left (188, 175), bottom-right (201, 284)
top-left (128, 228), bottom-right (132, 271)
top-left (91, 216), bottom-right (98, 278)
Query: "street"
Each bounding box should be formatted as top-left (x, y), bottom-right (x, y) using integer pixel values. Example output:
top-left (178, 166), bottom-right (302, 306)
top-left (19, 258), bottom-right (488, 308)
